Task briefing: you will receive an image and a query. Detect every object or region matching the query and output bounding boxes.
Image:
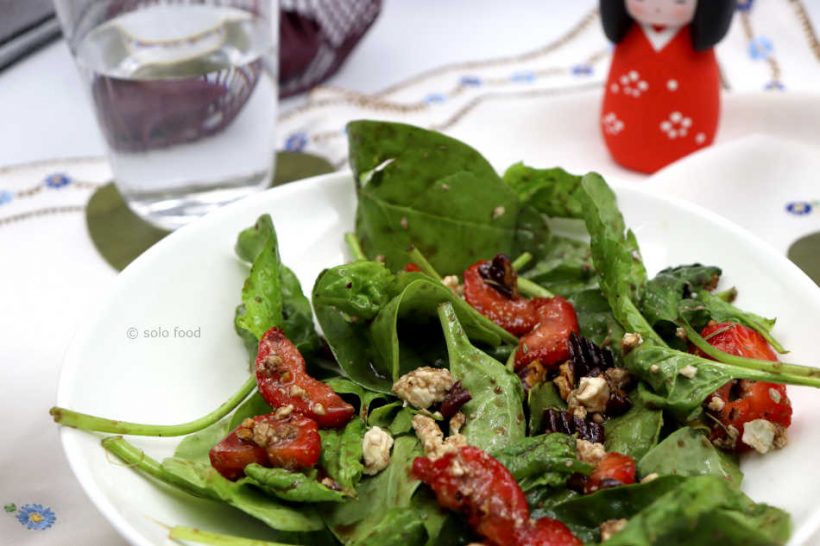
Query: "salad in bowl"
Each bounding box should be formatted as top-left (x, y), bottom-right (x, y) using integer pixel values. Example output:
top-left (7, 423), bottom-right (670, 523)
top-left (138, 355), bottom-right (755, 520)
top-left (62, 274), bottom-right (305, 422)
top-left (52, 121), bottom-right (820, 546)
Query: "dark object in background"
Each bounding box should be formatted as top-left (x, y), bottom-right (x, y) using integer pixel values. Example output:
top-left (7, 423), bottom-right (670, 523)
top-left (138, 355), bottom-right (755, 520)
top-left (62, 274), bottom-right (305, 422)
top-left (279, 0), bottom-right (381, 97)
top-left (1, 0), bottom-right (381, 99)
top-left (0, 0), bottom-right (62, 70)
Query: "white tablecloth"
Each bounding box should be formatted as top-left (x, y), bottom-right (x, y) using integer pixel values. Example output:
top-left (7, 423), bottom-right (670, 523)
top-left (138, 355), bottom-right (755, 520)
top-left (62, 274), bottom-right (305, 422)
top-left (1, 1), bottom-right (819, 544)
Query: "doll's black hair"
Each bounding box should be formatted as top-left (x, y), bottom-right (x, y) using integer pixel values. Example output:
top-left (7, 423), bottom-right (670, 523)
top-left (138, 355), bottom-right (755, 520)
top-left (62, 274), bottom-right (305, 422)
top-left (600, 0), bottom-right (737, 51)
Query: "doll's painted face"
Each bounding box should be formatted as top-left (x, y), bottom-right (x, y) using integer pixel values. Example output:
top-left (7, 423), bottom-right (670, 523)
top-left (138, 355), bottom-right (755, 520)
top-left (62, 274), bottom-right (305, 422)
top-left (625, 0), bottom-right (697, 27)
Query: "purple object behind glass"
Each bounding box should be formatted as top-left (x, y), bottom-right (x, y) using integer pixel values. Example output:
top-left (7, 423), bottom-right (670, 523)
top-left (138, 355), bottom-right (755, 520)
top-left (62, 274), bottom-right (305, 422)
top-left (93, 0), bottom-right (381, 153)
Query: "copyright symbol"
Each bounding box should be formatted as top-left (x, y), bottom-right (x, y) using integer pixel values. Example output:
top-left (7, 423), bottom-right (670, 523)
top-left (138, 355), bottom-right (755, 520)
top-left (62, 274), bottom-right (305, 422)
top-left (127, 327), bottom-right (138, 340)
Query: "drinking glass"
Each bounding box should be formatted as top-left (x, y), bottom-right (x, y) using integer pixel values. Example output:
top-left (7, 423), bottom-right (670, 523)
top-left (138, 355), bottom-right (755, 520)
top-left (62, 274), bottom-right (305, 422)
top-left (54, 0), bottom-right (278, 229)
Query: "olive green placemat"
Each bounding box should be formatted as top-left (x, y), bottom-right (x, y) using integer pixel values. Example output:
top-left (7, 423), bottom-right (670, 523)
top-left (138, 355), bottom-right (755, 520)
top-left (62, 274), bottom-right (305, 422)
top-left (87, 151), bottom-right (335, 271)
top-left (788, 231), bottom-right (820, 286)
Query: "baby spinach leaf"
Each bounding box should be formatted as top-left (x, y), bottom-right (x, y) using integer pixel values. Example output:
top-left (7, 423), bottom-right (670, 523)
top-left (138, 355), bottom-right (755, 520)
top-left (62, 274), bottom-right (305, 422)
top-left (234, 215), bottom-right (321, 356)
top-left (319, 417), bottom-right (365, 492)
top-left (438, 302), bottom-right (525, 453)
top-left (347, 507), bottom-right (428, 546)
top-left (577, 174), bottom-right (662, 346)
top-left (324, 377), bottom-right (388, 421)
top-left (502, 163), bottom-right (584, 219)
top-left (568, 288), bottom-right (625, 355)
top-left (321, 435), bottom-right (423, 544)
top-left (541, 475), bottom-right (685, 535)
top-left (638, 427), bottom-right (742, 487)
top-left (163, 458), bottom-right (325, 531)
top-left (173, 419), bottom-right (231, 464)
top-left (603, 387), bottom-right (663, 460)
top-left (102, 437), bottom-right (324, 532)
top-left (349, 120), bottom-right (542, 274)
top-left (315, 265), bottom-right (516, 392)
top-left (388, 408), bottom-right (416, 436)
top-left (493, 433), bottom-right (591, 491)
top-left (624, 344), bottom-right (777, 421)
top-left (522, 235), bottom-right (596, 297)
top-left (243, 465), bottom-right (347, 503)
top-left (235, 214), bottom-right (275, 263)
top-left (604, 476), bottom-right (790, 546)
top-left (682, 289), bottom-right (785, 353)
top-left (639, 264), bottom-right (785, 353)
top-left (368, 402), bottom-right (416, 436)
top-left (279, 266), bottom-right (323, 357)
top-left (371, 275), bottom-right (518, 382)
top-left (236, 230), bottom-right (283, 342)
top-left (312, 261), bottom-right (398, 321)
top-left (640, 264), bottom-right (722, 347)
top-left (528, 488), bottom-right (580, 519)
top-left (312, 261), bottom-right (400, 392)
top-left (527, 382), bottom-right (566, 434)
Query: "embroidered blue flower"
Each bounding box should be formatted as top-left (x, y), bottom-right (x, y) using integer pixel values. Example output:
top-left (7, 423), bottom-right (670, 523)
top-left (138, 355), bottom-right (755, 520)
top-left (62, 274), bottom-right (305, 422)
top-left (459, 75), bottom-right (482, 87)
top-left (764, 80), bottom-right (785, 91)
top-left (424, 93), bottom-right (446, 104)
top-left (284, 132), bottom-right (308, 152)
top-left (0, 190), bottom-right (12, 206)
top-left (748, 36), bottom-right (774, 60)
top-left (510, 71), bottom-right (535, 83)
top-left (786, 201), bottom-right (813, 216)
top-left (571, 64), bottom-right (593, 76)
top-left (737, 0), bottom-right (755, 11)
top-left (44, 173), bottom-right (72, 189)
top-left (15, 504), bottom-right (56, 531)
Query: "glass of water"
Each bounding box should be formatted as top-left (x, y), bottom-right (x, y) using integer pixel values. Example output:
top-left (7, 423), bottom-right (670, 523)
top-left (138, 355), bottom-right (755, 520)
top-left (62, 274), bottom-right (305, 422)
top-left (54, 0), bottom-right (278, 229)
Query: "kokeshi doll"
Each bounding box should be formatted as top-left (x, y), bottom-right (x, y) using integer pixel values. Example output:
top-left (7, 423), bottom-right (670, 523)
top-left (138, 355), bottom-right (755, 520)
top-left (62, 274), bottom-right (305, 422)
top-left (600, 0), bottom-right (736, 174)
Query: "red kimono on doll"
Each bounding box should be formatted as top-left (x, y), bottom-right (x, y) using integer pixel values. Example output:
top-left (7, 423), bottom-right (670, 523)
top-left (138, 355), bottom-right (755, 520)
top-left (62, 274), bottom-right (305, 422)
top-left (599, 0), bottom-right (736, 174)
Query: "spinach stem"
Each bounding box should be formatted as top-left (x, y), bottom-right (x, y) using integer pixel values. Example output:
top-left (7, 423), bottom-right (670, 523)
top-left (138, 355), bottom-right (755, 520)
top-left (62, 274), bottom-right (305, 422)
top-left (344, 232), bottom-right (367, 261)
top-left (682, 323), bottom-right (820, 382)
top-left (101, 436), bottom-right (165, 480)
top-left (169, 526), bottom-right (300, 546)
top-left (511, 252), bottom-right (533, 271)
top-left (407, 246), bottom-right (443, 281)
top-left (50, 376), bottom-right (256, 436)
top-left (713, 287), bottom-right (737, 303)
top-left (518, 277), bottom-right (553, 298)
top-left (505, 349), bottom-right (517, 372)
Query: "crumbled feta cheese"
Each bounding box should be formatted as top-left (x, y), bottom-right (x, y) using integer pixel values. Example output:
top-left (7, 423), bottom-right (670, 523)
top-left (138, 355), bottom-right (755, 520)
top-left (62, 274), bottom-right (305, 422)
top-left (640, 472), bottom-right (659, 484)
top-left (449, 412), bottom-right (466, 435)
top-left (675, 327), bottom-right (688, 340)
top-left (649, 364), bottom-right (660, 374)
top-left (773, 423), bottom-right (789, 449)
top-left (400, 217), bottom-right (409, 230)
top-left (576, 439), bottom-right (606, 464)
top-left (442, 275), bottom-right (462, 295)
top-left (679, 365), bottom-right (698, 379)
top-left (600, 518), bottom-right (628, 541)
top-left (742, 419), bottom-right (777, 454)
top-left (492, 206), bottom-right (506, 219)
top-left (707, 396), bottom-right (725, 412)
top-left (620, 332), bottom-right (643, 353)
top-left (392, 367), bottom-right (455, 409)
top-left (362, 426), bottom-right (394, 475)
top-left (412, 414), bottom-right (466, 459)
top-left (572, 376), bottom-right (611, 414)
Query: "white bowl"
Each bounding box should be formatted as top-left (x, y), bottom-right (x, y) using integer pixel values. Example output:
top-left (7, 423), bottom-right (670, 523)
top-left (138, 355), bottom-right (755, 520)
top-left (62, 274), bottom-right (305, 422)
top-left (58, 172), bottom-right (820, 545)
